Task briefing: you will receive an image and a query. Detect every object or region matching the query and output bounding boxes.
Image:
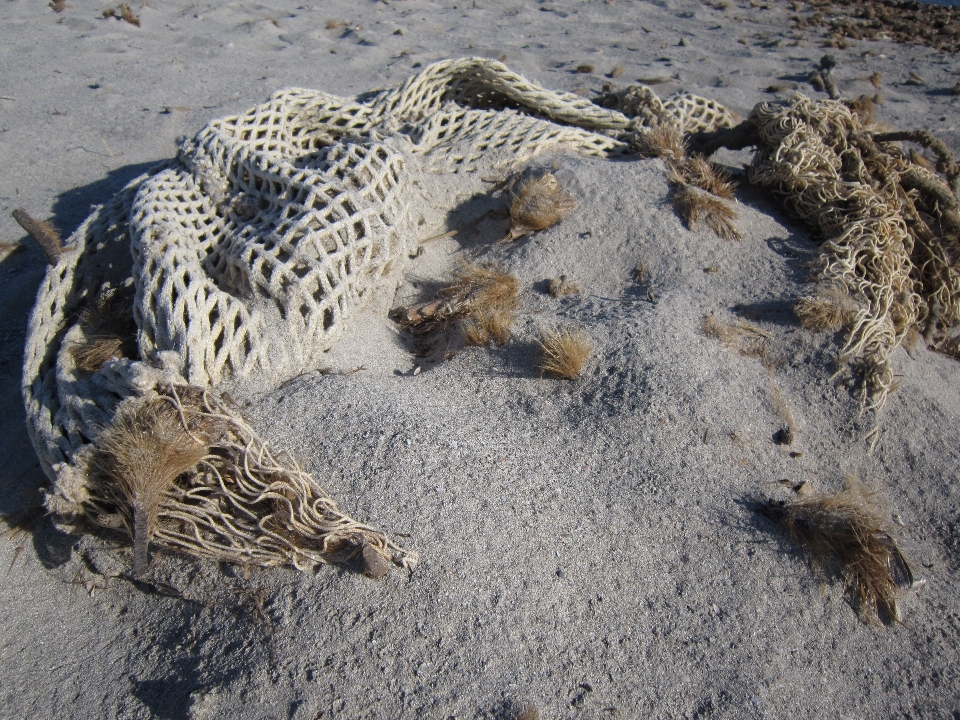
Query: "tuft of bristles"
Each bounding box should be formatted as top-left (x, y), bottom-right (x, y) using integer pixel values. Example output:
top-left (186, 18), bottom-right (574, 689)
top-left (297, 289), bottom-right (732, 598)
top-left (754, 481), bottom-right (914, 625)
top-left (847, 95), bottom-right (877, 126)
top-left (69, 287), bottom-right (139, 372)
top-left (676, 157), bottom-right (737, 199)
top-left (633, 123), bottom-right (686, 162)
top-left (391, 263), bottom-right (519, 354)
top-left (461, 307), bottom-right (515, 347)
top-left (95, 397), bottom-right (213, 576)
top-left (537, 327), bottom-right (591, 380)
top-left (794, 284), bottom-right (860, 332)
top-left (671, 174), bottom-right (741, 241)
top-left (644, 130), bottom-right (741, 240)
top-left (71, 336), bottom-right (128, 373)
top-left (506, 171), bottom-right (576, 241)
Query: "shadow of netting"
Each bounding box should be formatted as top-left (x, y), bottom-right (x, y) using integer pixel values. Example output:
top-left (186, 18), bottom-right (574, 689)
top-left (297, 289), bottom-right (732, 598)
top-left (1, 161), bottom-right (158, 561)
top-left (50, 161), bottom-right (160, 239)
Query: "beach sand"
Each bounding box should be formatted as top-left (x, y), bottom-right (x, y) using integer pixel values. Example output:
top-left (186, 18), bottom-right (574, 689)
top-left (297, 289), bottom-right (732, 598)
top-left (2, 1), bottom-right (959, 718)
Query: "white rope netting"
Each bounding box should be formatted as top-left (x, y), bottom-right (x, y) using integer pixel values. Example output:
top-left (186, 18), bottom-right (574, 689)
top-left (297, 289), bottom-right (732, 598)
top-left (22, 58), bottom-right (735, 574)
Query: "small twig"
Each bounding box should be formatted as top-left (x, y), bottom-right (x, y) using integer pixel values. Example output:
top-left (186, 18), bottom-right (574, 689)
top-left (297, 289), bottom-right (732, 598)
top-left (588, 293), bottom-right (655, 304)
top-left (686, 120), bottom-right (761, 157)
top-left (101, 138), bottom-right (116, 157)
top-left (419, 228), bottom-right (459, 244)
top-left (11, 208), bottom-right (61, 264)
top-left (923, 298), bottom-right (942, 345)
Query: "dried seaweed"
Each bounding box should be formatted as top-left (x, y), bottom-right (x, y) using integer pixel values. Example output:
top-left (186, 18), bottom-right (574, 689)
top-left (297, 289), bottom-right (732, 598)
top-left (506, 171), bottom-right (576, 241)
top-left (537, 327), bottom-right (591, 380)
top-left (95, 397), bottom-right (212, 575)
top-left (754, 482), bottom-right (914, 625)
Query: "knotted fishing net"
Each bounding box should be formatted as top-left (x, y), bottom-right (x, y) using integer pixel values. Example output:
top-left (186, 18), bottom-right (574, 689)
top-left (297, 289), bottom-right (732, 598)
top-left (746, 95), bottom-right (960, 413)
top-left (22, 58), bottom-right (736, 576)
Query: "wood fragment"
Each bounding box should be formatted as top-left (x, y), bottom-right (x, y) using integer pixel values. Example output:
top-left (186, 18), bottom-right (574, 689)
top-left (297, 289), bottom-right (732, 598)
top-left (12, 208), bottom-right (61, 264)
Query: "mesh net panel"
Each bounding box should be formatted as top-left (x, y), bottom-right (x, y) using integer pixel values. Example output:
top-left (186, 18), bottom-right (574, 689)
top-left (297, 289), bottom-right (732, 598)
top-left (23, 58), bottom-right (735, 574)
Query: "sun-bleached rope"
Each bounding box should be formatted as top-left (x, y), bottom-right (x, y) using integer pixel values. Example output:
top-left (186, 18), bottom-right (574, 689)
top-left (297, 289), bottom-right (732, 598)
top-left (24, 58), bottom-right (735, 574)
top-left (748, 95), bottom-right (960, 411)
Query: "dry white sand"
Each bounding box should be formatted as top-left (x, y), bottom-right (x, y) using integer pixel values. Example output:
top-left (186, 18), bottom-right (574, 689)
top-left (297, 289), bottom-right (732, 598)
top-left (2, 1), bottom-right (960, 718)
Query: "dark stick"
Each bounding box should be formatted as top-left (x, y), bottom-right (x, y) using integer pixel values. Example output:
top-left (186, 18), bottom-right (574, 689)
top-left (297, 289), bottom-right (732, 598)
top-left (11, 208), bottom-right (61, 264)
top-left (819, 70), bottom-right (840, 101)
top-left (686, 120), bottom-right (762, 157)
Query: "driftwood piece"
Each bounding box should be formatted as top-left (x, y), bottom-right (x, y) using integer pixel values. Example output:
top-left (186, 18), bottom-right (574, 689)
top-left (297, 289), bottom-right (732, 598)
top-left (388, 299), bottom-right (448, 328)
top-left (686, 120), bottom-right (761, 157)
top-left (12, 208), bottom-right (61, 264)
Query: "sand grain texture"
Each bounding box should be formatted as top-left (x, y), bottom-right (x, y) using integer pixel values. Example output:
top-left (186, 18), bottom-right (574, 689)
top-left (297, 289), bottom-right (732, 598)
top-left (1, 1), bottom-right (959, 718)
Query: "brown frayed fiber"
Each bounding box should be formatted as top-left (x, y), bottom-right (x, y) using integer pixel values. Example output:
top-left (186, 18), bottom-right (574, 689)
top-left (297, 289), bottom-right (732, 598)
top-left (461, 308), bottom-right (514, 347)
top-left (702, 313), bottom-right (769, 358)
top-left (449, 264), bottom-right (518, 310)
top-left (633, 123), bottom-right (686, 161)
top-left (672, 179), bottom-right (741, 241)
top-left (846, 95), bottom-right (876, 126)
top-left (71, 336), bottom-right (129, 373)
top-left (755, 481), bottom-right (914, 625)
top-left (11, 208), bottom-right (61, 265)
top-left (506, 171), bottom-right (576, 241)
top-left (676, 157), bottom-right (737, 199)
top-left (794, 284), bottom-right (860, 332)
top-left (84, 386), bottom-right (416, 577)
top-left (460, 319), bottom-right (490, 347)
top-left (391, 264), bottom-right (519, 353)
top-left (95, 397), bottom-right (211, 576)
top-left (538, 327), bottom-right (591, 380)
top-left (69, 288), bottom-right (139, 372)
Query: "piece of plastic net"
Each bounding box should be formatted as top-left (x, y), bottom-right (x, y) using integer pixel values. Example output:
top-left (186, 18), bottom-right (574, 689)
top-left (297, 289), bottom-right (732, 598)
top-left (22, 58), bottom-right (735, 573)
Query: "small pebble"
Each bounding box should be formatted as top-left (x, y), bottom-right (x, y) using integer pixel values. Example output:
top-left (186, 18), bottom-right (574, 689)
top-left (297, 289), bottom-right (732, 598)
top-left (361, 544), bottom-right (390, 580)
top-left (774, 427), bottom-right (794, 445)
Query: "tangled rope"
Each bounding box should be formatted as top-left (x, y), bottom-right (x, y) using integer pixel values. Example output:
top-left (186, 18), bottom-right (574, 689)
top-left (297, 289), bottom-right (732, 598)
top-left (747, 96), bottom-right (960, 411)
